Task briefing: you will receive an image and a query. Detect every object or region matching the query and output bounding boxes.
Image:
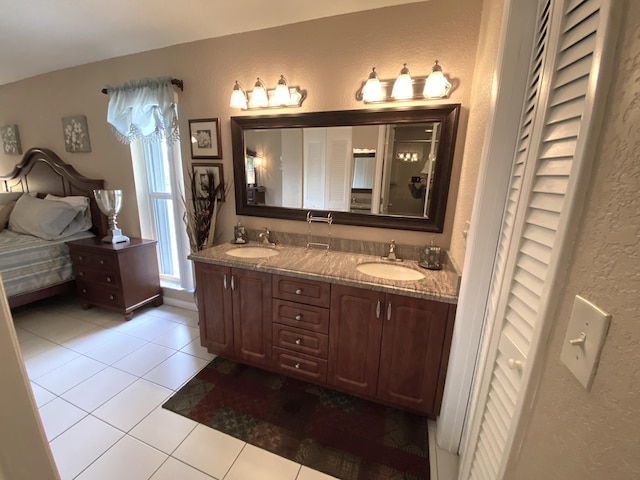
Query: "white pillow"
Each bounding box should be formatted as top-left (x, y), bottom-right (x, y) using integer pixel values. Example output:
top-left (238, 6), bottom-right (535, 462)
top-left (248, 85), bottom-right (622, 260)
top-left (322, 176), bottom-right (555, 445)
top-left (44, 194), bottom-right (92, 231)
top-left (8, 194), bottom-right (86, 240)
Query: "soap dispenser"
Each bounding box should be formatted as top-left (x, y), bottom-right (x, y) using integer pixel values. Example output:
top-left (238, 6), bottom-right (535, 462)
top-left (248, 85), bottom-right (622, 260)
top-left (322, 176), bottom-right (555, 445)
top-left (419, 241), bottom-right (442, 270)
top-left (233, 222), bottom-right (247, 244)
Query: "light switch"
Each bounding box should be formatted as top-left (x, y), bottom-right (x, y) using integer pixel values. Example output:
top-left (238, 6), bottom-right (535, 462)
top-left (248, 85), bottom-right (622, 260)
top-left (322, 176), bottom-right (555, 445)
top-left (560, 295), bottom-right (611, 390)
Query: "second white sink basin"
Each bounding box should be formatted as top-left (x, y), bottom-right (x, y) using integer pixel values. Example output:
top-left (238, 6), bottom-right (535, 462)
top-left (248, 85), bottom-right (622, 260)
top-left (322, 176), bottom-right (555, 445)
top-left (357, 262), bottom-right (425, 281)
top-left (226, 246), bottom-right (280, 259)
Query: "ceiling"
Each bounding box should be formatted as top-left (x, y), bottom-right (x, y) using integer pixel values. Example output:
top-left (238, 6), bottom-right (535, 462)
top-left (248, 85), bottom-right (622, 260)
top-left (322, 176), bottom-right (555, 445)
top-left (0, 0), bottom-right (424, 86)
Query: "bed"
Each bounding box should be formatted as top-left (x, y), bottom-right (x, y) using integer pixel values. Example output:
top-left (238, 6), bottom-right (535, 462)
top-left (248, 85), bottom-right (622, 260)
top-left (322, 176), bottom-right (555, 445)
top-left (0, 147), bottom-right (107, 309)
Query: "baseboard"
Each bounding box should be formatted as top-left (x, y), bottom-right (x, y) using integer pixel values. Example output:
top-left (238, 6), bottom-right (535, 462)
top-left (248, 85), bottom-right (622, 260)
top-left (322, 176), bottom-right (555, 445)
top-left (429, 420), bottom-right (459, 480)
top-left (162, 296), bottom-right (197, 312)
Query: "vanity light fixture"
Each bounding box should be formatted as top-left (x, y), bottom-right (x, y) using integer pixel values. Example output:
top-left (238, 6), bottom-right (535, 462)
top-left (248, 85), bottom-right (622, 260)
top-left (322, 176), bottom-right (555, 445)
top-left (397, 152), bottom-right (420, 162)
top-left (392, 63), bottom-right (413, 100)
top-left (356, 60), bottom-right (454, 103)
top-left (423, 60), bottom-right (452, 98)
top-left (361, 67), bottom-right (383, 102)
top-left (249, 78), bottom-right (269, 108)
top-left (230, 75), bottom-right (307, 110)
top-left (230, 81), bottom-right (248, 109)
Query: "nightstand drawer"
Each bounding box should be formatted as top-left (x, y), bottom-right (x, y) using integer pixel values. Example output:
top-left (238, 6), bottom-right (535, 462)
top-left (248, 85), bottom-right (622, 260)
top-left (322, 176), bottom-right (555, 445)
top-left (272, 275), bottom-right (330, 307)
top-left (272, 324), bottom-right (328, 358)
top-left (74, 269), bottom-right (120, 288)
top-left (272, 299), bottom-right (329, 334)
top-left (70, 251), bottom-right (117, 270)
top-left (273, 347), bottom-right (327, 383)
top-left (76, 282), bottom-right (124, 308)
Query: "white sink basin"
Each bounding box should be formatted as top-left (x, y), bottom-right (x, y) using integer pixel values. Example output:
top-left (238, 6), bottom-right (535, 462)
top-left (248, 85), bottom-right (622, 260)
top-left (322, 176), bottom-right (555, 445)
top-left (226, 246), bottom-right (280, 259)
top-left (357, 262), bottom-right (425, 281)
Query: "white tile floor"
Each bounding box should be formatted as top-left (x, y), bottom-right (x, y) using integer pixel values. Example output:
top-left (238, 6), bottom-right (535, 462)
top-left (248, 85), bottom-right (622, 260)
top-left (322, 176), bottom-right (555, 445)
top-left (13, 296), bottom-right (337, 480)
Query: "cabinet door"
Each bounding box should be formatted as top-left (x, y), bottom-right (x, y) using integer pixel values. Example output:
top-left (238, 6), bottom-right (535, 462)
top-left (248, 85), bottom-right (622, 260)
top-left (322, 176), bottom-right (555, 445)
top-left (328, 284), bottom-right (383, 397)
top-left (377, 294), bottom-right (450, 414)
top-left (232, 268), bottom-right (272, 367)
top-left (194, 263), bottom-right (234, 356)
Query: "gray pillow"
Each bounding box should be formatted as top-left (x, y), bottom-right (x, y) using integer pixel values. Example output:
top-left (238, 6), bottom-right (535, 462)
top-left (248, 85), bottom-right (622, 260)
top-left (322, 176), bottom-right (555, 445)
top-left (8, 194), bottom-right (86, 240)
top-left (0, 192), bottom-right (23, 203)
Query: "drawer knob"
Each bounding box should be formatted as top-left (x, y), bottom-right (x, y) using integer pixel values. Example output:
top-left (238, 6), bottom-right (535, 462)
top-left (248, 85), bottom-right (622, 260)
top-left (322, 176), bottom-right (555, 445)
top-left (100, 260), bottom-right (105, 265)
top-left (295, 338), bottom-right (302, 345)
top-left (81, 288), bottom-right (87, 294)
top-left (106, 276), bottom-right (112, 283)
top-left (78, 255), bottom-right (84, 261)
top-left (109, 294), bottom-right (115, 300)
top-left (295, 363), bottom-right (301, 369)
top-left (295, 288), bottom-right (302, 295)
top-left (78, 272), bottom-right (84, 277)
top-left (295, 314), bottom-right (302, 321)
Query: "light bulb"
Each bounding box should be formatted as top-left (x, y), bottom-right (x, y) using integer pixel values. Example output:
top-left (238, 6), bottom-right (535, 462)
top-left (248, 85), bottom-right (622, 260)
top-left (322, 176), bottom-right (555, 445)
top-left (249, 78), bottom-right (268, 108)
top-left (362, 67), bottom-right (383, 102)
top-left (230, 81), bottom-right (247, 109)
top-left (423, 60), bottom-right (452, 98)
top-left (273, 75), bottom-right (291, 106)
top-left (392, 63), bottom-right (413, 100)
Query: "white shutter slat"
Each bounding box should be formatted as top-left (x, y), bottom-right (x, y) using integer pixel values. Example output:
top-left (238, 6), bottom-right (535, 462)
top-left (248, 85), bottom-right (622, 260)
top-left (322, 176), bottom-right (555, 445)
top-left (562, 12), bottom-right (598, 50)
top-left (516, 253), bottom-right (547, 282)
top-left (547, 96), bottom-right (584, 124)
top-left (549, 76), bottom-right (589, 106)
top-left (530, 191), bottom-right (564, 212)
top-left (527, 208), bottom-right (561, 231)
top-left (554, 55), bottom-right (592, 89)
top-left (520, 237), bottom-right (552, 264)
top-left (537, 157), bottom-right (573, 176)
top-left (564, 0), bottom-right (599, 32)
top-left (556, 32), bottom-right (596, 69)
top-left (542, 118), bottom-right (581, 142)
top-left (532, 175), bottom-right (568, 195)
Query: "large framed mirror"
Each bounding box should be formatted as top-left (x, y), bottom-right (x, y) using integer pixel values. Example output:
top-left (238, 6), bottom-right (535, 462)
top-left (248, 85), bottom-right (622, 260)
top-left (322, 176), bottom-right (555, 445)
top-left (231, 104), bottom-right (460, 232)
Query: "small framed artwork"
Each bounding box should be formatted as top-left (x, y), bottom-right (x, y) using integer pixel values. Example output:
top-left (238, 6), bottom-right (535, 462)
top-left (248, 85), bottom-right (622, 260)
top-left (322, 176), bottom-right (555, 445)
top-left (0, 124), bottom-right (22, 155)
top-left (189, 118), bottom-right (222, 159)
top-left (192, 163), bottom-right (225, 201)
top-left (62, 115), bottom-right (91, 152)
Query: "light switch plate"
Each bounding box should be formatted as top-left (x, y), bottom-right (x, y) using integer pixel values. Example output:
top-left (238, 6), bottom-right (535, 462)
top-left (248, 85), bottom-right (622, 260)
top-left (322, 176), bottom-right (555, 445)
top-left (560, 295), bottom-right (611, 390)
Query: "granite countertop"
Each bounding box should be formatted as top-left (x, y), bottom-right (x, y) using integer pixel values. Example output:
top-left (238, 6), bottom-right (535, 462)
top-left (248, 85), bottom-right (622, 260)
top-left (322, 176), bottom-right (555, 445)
top-left (189, 242), bottom-right (460, 305)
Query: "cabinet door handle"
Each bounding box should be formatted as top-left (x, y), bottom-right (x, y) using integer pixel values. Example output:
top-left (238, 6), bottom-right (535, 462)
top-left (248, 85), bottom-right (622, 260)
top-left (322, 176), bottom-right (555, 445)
top-left (109, 294), bottom-right (115, 300)
top-left (106, 276), bottom-right (112, 283)
top-left (295, 314), bottom-right (302, 321)
top-left (294, 363), bottom-right (301, 369)
top-left (387, 302), bottom-right (392, 321)
top-left (223, 274), bottom-right (228, 290)
top-left (231, 275), bottom-right (236, 291)
top-left (376, 300), bottom-right (381, 318)
top-left (295, 338), bottom-right (302, 345)
top-left (295, 288), bottom-right (302, 295)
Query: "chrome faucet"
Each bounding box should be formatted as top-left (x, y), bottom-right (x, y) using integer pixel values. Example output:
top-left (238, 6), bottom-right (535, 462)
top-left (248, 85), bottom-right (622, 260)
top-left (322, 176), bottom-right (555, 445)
top-left (386, 240), bottom-right (400, 261)
top-left (258, 227), bottom-right (274, 245)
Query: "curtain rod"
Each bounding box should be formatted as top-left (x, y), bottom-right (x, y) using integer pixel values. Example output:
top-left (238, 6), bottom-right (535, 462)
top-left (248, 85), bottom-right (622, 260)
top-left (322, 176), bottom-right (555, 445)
top-left (101, 78), bottom-right (184, 95)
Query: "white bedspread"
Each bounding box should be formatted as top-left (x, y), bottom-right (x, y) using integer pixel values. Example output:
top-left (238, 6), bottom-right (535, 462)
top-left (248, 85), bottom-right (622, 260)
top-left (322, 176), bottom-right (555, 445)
top-left (0, 229), bottom-right (94, 298)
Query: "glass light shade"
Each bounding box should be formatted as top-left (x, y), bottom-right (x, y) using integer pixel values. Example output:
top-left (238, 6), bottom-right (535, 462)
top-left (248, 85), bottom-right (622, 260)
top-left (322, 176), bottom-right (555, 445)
top-left (249, 78), bottom-right (268, 108)
top-left (93, 189), bottom-right (130, 244)
top-left (273, 75), bottom-right (291, 106)
top-left (423, 61), bottom-right (452, 98)
top-left (362, 67), bottom-right (383, 102)
top-left (230, 81), bottom-right (248, 109)
top-left (392, 64), bottom-right (413, 100)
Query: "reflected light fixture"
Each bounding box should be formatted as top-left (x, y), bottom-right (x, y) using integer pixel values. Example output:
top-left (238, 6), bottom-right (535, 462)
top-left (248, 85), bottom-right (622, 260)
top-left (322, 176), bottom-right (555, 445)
top-left (273, 75), bottom-right (292, 105)
top-left (249, 78), bottom-right (268, 108)
top-left (392, 63), bottom-right (413, 100)
top-left (230, 80), bottom-right (248, 109)
top-left (362, 67), bottom-right (383, 102)
top-left (423, 60), bottom-right (452, 98)
top-left (230, 75), bottom-right (307, 110)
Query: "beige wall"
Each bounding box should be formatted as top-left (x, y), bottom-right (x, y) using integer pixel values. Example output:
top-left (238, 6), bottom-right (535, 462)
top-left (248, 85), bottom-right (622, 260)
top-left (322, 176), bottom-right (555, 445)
top-left (506, 1), bottom-right (640, 478)
top-left (0, 0), bottom-right (484, 268)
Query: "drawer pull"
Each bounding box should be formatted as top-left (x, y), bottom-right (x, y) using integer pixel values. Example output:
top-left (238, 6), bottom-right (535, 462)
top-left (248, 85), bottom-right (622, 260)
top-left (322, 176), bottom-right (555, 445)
top-left (78, 272), bottom-right (84, 277)
top-left (295, 314), bottom-right (302, 321)
top-left (106, 276), bottom-right (112, 283)
top-left (295, 338), bottom-right (302, 345)
top-left (78, 255), bottom-right (84, 261)
top-left (109, 294), bottom-right (115, 300)
top-left (387, 302), bottom-right (392, 321)
top-left (100, 260), bottom-right (105, 265)
top-left (223, 274), bottom-right (228, 290)
top-left (295, 288), bottom-right (302, 295)
top-left (376, 299), bottom-right (381, 318)
top-left (294, 363), bottom-right (301, 369)
top-left (81, 288), bottom-right (87, 294)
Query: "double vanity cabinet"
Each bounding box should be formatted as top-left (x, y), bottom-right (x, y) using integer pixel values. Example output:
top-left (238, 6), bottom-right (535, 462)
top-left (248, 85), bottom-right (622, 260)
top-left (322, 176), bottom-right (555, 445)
top-left (192, 244), bottom-right (457, 418)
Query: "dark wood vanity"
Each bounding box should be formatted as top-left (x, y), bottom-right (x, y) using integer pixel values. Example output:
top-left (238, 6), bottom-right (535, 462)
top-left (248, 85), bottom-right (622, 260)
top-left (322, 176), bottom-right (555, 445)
top-left (193, 248), bottom-right (456, 418)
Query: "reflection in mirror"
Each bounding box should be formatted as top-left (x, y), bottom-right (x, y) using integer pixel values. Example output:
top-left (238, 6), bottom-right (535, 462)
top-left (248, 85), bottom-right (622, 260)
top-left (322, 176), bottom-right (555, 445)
top-left (232, 105), bottom-right (460, 232)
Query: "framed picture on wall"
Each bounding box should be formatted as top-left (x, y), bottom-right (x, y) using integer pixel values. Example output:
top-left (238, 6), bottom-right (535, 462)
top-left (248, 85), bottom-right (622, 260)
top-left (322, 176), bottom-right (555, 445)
top-left (192, 163), bottom-right (225, 201)
top-left (62, 115), bottom-right (91, 153)
top-left (0, 124), bottom-right (22, 155)
top-left (189, 118), bottom-right (222, 159)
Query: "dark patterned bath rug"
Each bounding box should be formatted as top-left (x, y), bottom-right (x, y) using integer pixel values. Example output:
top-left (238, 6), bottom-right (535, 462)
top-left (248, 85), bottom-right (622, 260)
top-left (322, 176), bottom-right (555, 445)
top-left (162, 356), bottom-right (429, 480)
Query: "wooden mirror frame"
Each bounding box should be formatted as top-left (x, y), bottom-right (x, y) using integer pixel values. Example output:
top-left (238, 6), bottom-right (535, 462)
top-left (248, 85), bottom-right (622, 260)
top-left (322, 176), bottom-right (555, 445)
top-left (231, 104), bottom-right (460, 232)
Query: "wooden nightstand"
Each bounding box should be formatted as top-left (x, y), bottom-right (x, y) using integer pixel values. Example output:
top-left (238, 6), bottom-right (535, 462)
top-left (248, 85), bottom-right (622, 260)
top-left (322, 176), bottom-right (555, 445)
top-left (67, 237), bottom-right (163, 320)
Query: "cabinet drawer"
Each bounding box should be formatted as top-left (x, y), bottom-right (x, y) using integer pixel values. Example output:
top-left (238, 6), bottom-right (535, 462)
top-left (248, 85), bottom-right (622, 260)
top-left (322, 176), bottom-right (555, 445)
top-left (76, 282), bottom-right (124, 308)
top-left (70, 251), bottom-right (117, 270)
top-left (272, 299), bottom-right (329, 334)
top-left (273, 324), bottom-right (328, 359)
top-left (272, 275), bottom-right (330, 307)
top-left (74, 268), bottom-right (120, 288)
top-left (273, 347), bottom-right (327, 383)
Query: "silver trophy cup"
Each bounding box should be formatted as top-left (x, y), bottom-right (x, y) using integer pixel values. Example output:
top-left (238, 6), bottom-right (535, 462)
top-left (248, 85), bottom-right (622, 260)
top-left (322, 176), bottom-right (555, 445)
top-left (93, 189), bottom-right (130, 244)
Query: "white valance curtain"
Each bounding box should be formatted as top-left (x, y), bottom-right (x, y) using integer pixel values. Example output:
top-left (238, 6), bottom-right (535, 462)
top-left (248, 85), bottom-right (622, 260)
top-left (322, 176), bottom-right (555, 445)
top-left (106, 76), bottom-right (179, 144)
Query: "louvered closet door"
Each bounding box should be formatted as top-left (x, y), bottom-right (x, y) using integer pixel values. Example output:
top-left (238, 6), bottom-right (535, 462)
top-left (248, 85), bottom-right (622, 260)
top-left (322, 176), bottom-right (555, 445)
top-left (461, 1), bottom-right (614, 478)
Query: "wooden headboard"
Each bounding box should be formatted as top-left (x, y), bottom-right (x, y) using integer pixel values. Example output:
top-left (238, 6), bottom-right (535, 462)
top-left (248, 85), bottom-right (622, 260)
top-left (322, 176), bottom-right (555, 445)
top-left (0, 148), bottom-right (108, 237)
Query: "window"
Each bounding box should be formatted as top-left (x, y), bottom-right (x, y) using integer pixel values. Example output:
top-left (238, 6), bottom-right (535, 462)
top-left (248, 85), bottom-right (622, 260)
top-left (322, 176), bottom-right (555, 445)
top-left (130, 136), bottom-right (193, 291)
